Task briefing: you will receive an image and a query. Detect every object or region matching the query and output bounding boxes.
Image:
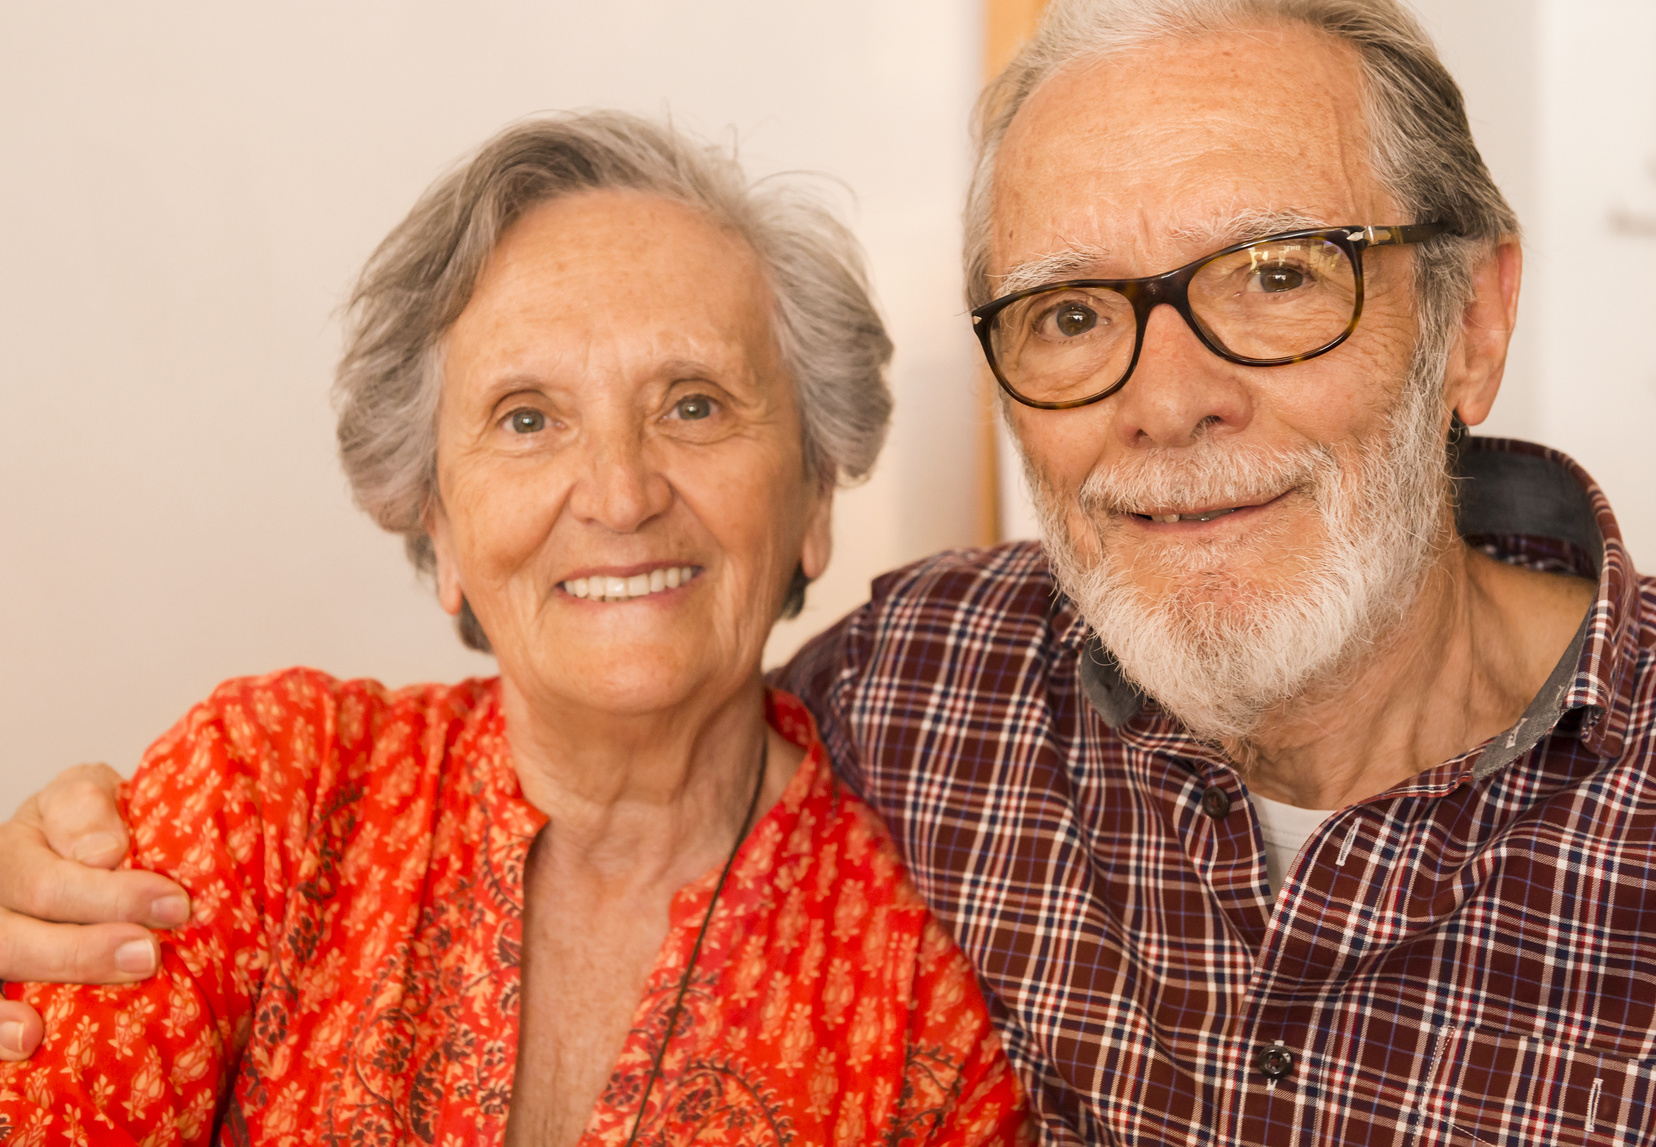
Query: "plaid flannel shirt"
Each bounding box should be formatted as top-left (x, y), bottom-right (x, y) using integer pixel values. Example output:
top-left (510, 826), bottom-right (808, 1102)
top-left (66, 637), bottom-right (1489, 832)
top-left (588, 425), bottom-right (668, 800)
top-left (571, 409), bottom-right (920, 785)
top-left (778, 438), bottom-right (1656, 1146)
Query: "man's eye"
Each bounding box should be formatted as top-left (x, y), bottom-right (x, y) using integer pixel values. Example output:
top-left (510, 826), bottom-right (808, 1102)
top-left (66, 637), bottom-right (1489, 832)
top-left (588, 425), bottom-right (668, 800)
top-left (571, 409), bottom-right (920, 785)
top-left (1054, 305), bottom-right (1098, 336)
top-left (508, 409), bottom-right (546, 434)
top-left (673, 395), bottom-right (714, 421)
top-left (1039, 302), bottom-right (1100, 338)
top-left (1255, 266), bottom-right (1306, 293)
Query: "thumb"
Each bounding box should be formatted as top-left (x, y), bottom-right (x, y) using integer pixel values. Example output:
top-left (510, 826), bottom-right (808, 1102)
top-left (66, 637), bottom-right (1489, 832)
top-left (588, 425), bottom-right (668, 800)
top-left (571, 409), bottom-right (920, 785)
top-left (32, 764), bottom-right (130, 869)
top-left (0, 998), bottom-right (44, 1062)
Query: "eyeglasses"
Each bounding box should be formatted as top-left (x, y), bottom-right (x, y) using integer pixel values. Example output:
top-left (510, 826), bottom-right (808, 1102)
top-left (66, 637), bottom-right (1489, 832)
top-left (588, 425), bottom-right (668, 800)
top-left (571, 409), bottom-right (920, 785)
top-left (971, 223), bottom-right (1449, 410)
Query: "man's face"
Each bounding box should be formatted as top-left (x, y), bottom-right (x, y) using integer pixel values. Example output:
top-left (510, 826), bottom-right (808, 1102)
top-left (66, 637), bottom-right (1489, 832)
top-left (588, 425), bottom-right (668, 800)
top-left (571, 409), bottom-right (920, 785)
top-left (990, 24), bottom-right (1453, 735)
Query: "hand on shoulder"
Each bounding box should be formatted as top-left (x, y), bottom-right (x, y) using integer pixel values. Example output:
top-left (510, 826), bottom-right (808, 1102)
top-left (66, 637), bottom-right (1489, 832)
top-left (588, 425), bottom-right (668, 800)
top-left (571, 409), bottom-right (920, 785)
top-left (0, 763), bottom-right (188, 1061)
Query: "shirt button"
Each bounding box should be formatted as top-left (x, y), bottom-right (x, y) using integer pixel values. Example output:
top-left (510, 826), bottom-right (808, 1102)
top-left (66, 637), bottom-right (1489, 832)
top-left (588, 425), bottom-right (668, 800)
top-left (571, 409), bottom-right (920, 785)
top-left (1255, 1044), bottom-right (1295, 1080)
top-left (1200, 786), bottom-right (1232, 819)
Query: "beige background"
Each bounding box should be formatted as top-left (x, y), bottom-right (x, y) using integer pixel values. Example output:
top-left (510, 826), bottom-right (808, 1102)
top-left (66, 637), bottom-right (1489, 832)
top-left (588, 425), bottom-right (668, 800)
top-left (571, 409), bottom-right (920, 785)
top-left (3, 0), bottom-right (1651, 817)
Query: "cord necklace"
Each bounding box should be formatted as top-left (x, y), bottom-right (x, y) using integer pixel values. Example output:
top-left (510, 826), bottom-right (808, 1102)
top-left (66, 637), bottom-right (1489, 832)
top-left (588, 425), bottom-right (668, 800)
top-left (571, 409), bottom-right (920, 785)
top-left (623, 734), bottom-right (768, 1146)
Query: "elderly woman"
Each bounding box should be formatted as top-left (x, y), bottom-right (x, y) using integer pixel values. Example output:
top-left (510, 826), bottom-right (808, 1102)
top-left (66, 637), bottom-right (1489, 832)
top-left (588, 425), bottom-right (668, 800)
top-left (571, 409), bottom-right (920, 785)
top-left (0, 113), bottom-right (1029, 1144)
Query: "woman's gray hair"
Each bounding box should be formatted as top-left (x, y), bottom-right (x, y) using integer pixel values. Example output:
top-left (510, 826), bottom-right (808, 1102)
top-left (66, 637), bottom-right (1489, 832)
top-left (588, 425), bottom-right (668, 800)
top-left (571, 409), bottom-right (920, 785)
top-left (336, 112), bottom-right (893, 650)
top-left (963, 0), bottom-right (1519, 355)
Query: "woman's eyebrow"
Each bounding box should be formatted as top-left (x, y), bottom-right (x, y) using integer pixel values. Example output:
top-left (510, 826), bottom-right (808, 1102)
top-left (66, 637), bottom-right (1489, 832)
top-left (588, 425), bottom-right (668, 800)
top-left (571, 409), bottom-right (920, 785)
top-left (478, 350), bottom-right (736, 402)
top-left (656, 357), bottom-right (729, 380)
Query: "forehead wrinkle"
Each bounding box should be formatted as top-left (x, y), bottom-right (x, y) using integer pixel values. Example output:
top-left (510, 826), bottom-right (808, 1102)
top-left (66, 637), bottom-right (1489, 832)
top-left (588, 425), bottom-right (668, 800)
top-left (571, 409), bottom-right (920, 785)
top-left (991, 23), bottom-right (1385, 255)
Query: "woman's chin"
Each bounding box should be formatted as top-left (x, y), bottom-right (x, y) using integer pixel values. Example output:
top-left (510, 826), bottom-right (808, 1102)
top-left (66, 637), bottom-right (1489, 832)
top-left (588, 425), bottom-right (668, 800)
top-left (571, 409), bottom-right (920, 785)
top-left (512, 645), bottom-right (754, 718)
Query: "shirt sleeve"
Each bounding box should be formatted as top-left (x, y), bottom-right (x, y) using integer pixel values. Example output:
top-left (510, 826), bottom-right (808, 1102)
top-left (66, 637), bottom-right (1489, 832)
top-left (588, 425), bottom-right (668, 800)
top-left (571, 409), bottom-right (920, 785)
top-left (0, 672), bottom-right (341, 1145)
top-left (899, 913), bottom-right (1036, 1145)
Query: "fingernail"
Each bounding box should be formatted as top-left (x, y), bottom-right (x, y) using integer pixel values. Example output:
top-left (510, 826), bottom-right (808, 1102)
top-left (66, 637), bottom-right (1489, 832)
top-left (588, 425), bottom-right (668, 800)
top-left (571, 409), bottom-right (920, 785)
top-left (71, 832), bottom-right (123, 865)
top-left (115, 939), bottom-right (157, 977)
top-left (0, 1022), bottom-right (23, 1054)
top-left (149, 895), bottom-right (190, 927)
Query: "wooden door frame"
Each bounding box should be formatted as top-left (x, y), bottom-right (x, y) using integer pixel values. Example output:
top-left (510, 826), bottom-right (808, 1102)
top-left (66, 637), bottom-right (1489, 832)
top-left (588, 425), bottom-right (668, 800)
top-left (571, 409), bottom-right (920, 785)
top-left (976, 0), bottom-right (1050, 544)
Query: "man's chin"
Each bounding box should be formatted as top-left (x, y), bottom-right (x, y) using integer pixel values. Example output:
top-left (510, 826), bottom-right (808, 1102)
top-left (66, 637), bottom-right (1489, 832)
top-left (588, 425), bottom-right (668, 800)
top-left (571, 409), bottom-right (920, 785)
top-left (1095, 534), bottom-right (1312, 606)
top-left (1094, 607), bottom-right (1312, 741)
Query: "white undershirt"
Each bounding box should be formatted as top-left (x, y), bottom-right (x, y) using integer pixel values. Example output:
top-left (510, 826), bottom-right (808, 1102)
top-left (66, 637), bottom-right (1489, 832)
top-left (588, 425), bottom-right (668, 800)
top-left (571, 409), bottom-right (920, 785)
top-left (1250, 794), bottom-right (1337, 897)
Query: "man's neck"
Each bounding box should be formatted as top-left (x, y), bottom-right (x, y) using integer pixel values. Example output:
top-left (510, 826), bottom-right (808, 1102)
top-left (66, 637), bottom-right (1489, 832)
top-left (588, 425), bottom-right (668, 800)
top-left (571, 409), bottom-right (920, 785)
top-left (1230, 540), bottom-right (1595, 809)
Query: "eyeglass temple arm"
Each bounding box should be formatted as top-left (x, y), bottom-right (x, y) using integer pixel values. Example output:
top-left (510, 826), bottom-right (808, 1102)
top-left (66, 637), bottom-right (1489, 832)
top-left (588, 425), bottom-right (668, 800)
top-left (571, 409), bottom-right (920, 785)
top-left (1351, 222), bottom-right (1450, 247)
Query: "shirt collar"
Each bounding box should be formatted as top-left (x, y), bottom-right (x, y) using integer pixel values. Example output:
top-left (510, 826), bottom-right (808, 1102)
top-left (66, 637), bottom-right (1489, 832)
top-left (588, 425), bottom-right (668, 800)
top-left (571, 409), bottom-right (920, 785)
top-left (1077, 437), bottom-right (1639, 768)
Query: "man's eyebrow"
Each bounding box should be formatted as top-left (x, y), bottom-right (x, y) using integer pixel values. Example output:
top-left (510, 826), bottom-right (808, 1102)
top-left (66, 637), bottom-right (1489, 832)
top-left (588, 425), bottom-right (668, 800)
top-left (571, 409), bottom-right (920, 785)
top-left (993, 209), bottom-right (1333, 298)
top-left (995, 245), bottom-right (1114, 295)
top-left (1168, 207), bottom-right (1327, 250)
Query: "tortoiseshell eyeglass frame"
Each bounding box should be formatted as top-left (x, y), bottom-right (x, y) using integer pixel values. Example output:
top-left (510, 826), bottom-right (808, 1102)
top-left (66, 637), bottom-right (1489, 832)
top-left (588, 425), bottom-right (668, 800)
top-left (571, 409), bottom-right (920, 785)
top-left (971, 222), bottom-right (1450, 410)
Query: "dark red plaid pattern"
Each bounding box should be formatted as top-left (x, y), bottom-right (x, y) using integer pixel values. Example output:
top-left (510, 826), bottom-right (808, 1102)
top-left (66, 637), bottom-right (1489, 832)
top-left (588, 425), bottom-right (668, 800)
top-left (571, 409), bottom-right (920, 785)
top-left (778, 439), bottom-right (1656, 1146)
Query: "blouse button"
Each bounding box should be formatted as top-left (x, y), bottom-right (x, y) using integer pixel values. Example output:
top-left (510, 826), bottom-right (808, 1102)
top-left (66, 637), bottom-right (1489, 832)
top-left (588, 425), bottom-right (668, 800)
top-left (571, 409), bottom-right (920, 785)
top-left (1200, 785), bottom-right (1232, 819)
top-left (1255, 1044), bottom-right (1295, 1080)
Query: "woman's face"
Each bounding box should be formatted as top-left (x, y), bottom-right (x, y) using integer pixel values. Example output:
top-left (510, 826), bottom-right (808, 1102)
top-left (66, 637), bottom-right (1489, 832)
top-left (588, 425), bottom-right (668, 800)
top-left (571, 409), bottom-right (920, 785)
top-left (427, 190), bottom-right (831, 718)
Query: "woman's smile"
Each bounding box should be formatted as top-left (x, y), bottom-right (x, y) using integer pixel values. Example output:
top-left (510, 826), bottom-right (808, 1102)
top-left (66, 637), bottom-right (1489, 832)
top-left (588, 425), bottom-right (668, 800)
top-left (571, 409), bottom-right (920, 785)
top-left (559, 564), bottom-right (701, 601)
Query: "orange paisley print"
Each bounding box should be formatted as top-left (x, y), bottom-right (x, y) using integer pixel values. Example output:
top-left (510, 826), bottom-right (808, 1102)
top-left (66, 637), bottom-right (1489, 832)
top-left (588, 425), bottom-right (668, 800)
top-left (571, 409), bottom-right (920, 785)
top-left (0, 670), bottom-right (1031, 1145)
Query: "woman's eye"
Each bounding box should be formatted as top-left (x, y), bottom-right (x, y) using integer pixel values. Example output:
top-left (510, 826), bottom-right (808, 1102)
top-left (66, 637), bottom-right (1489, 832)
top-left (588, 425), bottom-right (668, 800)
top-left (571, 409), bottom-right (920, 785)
top-left (672, 395), bottom-right (715, 421)
top-left (1255, 265), bottom-right (1307, 293)
top-left (508, 409), bottom-right (546, 434)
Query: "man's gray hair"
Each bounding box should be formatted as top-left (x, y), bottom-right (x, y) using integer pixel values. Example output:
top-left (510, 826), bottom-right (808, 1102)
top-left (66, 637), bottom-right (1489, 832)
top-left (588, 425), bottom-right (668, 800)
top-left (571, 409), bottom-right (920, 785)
top-left (336, 112), bottom-right (893, 649)
top-left (964, 0), bottom-right (1520, 351)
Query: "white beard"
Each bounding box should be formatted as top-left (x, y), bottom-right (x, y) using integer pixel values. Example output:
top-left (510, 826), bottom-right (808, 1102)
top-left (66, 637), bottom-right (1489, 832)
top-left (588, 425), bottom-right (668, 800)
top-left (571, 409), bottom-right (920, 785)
top-left (1030, 362), bottom-right (1451, 742)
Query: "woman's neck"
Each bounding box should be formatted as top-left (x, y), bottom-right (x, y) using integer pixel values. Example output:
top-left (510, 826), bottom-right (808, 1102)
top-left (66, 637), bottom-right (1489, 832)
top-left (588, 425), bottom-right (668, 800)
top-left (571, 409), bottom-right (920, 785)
top-left (499, 671), bottom-right (777, 885)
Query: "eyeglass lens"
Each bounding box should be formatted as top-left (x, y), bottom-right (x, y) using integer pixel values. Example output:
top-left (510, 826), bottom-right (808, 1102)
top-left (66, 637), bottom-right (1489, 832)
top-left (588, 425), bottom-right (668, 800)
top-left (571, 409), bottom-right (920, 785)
top-left (987, 236), bottom-right (1357, 406)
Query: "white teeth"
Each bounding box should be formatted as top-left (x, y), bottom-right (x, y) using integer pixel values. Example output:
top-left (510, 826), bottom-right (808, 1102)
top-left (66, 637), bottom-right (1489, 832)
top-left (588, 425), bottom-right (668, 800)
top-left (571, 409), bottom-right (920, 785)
top-left (1148, 508), bottom-right (1240, 524)
top-left (563, 566), bottom-right (697, 601)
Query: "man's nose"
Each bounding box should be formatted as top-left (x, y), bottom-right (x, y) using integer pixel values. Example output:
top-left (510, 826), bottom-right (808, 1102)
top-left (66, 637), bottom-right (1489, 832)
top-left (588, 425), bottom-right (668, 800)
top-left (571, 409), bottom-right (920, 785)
top-left (1107, 303), bottom-right (1254, 448)
top-left (567, 427), bottom-right (673, 533)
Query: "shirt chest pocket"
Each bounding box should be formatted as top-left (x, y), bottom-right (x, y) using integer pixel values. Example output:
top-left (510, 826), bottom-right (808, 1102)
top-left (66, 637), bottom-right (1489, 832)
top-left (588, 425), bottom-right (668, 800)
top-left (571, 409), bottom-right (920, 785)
top-left (1412, 1027), bottom-right (1656, 1147)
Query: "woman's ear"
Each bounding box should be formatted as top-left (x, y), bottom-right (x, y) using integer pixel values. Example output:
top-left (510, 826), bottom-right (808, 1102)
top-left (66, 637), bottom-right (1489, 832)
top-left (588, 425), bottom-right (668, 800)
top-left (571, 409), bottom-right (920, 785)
top-left (423, 501), bottom-right (465, 617)
top-left (799, 483), bottom-right (834, 582)
top-left (1445, 237), bottom-right (1522, 428)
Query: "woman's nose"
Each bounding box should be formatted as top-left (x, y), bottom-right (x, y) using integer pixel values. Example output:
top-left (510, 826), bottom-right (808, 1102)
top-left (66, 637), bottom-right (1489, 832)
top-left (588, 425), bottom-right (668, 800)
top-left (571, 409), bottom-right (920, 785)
top-left (568, 431), bottom-right (673, 533)
top-left (1108, 303), bottom-right (1254, 448)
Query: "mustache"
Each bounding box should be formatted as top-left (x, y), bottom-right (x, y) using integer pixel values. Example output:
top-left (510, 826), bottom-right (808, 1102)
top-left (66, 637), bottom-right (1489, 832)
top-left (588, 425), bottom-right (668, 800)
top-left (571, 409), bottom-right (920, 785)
top-left (1073, 441), bottom-right (1339, 518)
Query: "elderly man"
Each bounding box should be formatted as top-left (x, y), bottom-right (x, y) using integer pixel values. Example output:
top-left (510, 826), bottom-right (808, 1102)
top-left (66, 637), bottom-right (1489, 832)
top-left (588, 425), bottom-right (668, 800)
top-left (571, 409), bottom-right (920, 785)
top-left (3, 0), bottom-right (1653, 1142)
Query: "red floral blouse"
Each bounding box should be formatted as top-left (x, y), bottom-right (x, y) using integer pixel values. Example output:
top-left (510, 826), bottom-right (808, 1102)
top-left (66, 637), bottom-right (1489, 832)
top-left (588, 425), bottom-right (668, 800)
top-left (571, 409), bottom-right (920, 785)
top-left (0, 670), bottom-right (1030, 1145)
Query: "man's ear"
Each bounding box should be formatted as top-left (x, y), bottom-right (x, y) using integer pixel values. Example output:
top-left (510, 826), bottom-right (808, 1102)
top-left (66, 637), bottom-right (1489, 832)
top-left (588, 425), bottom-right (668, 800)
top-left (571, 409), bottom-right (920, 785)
top-left (1444, 237), bottom-right (1522, 428)
top-left (423, 501), bottom-right (465, 617)
top-left (799, 483), bottom-right (834, 582)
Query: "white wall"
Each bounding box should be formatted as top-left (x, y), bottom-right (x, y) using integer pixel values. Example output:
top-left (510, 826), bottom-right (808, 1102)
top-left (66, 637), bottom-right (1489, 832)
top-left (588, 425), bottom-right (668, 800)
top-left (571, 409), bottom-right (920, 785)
top-left (0, 2), bottom-right (985, 816)
top-left (1528, 1), bottom-right (1656, 565)
top-left (1398, 0), bottom-right (1656, 565)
